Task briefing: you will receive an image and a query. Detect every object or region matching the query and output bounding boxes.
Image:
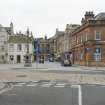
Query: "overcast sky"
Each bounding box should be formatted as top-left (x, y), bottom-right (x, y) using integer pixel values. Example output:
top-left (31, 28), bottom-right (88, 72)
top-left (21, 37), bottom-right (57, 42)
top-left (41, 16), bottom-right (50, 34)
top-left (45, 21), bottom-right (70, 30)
top-left (0, 0), bottom-right (105, 38)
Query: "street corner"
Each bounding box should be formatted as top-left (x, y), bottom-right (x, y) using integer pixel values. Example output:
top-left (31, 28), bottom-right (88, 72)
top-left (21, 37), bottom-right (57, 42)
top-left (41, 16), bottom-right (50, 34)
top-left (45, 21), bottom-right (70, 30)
top-left (0, 82), bottom-right (6, 90)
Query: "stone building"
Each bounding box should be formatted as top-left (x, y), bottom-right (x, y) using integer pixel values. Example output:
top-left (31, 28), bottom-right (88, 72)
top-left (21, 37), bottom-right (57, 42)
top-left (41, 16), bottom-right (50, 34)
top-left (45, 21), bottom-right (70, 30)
top-left (0, 25), bottom-right (8, 63)
top-left (48, 36), bottom-right (55, 59)
top-left (0, 22), bottom-right (13, 63)
top-left (63, 24), bottom-right (80, 54)
top-left (8, 33), bottom-right (33, 64)
top-left (5, 22), bottom-right (14, 36)
top-left (34, 36), bottom-right (49, 61)
top-left (71, 11), bottom-right (105, 66)
top-left (55, 28), bottom-right (65, 60)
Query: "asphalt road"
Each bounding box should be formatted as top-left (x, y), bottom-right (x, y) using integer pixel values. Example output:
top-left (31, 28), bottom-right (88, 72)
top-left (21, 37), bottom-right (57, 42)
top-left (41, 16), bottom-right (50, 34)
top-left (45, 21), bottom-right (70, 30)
top-left (36, 69), bottom-right (105, 75)
top-left (0, 83), bottom-right (78, 105)
top-left (0, 81), bottom-right (105, 105)
top-left (82, 85), bottom-right (105, 105)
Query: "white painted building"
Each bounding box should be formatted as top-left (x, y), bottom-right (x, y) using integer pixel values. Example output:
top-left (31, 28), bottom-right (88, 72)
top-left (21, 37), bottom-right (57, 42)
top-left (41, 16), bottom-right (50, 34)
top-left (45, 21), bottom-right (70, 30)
top-left (0, 25), bottom-right (8, 63)
top-left (8, 34), bottom-right (33, 64)
top-left (0, 22), bottom-right (14, 63)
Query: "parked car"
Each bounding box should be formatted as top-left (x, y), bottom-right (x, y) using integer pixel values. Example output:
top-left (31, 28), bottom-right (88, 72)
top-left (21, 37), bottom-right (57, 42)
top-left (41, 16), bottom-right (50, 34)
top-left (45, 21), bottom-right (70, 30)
top-left (49, 57), bottom-right (54, 62)
top-left (61, 59), bottom-right (71, 66)
top-left (39, 58), bottom-right (44, 63)
top-left (39, 56), bottom-right (44, 63)
top-left (60, 52), bottom-right (72, 66)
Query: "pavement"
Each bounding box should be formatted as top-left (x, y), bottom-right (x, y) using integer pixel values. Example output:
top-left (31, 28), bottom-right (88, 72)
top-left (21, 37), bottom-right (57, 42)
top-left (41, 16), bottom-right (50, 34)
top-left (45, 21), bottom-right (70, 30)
top-left (0, 62), bottom-right (105, 86)
top-left (1, 61), bottom-right (105, 71)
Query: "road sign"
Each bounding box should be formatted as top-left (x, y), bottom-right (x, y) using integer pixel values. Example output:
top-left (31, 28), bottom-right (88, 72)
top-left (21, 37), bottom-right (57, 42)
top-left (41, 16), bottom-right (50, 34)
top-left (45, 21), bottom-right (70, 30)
top-left (95, 48), bottom-right (100, 53)
top-left (86, 48), bottom-right (91, 52)
top-left (34, 39), bottom-right (40, 54)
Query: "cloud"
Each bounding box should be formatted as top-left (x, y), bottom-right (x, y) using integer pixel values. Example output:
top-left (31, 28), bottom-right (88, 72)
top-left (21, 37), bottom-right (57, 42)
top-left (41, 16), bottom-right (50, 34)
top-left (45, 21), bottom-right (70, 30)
top-left (0, 0), bottom-right (104, 38)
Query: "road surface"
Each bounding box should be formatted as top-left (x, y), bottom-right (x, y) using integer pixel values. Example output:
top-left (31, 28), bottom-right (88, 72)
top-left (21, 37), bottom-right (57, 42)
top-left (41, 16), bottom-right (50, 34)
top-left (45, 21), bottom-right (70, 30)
top-left (0, 81), bottom-right (105, 105)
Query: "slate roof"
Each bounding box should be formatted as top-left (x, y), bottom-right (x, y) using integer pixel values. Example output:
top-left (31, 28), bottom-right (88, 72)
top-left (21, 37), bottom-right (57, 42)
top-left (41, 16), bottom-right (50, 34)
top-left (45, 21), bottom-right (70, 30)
top-left (8, 35), bottom-right (33, 43)
top-left (95, 12), bottom-right (105, 20)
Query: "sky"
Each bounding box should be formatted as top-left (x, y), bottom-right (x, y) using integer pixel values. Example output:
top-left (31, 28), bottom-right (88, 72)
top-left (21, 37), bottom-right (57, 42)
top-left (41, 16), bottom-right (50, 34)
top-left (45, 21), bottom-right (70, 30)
top-left (0, 0), bottom-right (105, 38)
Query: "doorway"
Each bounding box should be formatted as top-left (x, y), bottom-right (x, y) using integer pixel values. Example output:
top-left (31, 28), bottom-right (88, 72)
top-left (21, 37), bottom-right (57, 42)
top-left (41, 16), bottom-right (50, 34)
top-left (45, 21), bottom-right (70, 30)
top-left (17, 55), bottom-right (21, 63)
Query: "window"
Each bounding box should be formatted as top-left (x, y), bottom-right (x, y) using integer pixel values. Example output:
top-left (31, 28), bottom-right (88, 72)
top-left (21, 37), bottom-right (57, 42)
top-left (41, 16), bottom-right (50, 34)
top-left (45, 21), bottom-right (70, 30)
top-left (9, 44), bottom-right (14, 52)
top-left (77, 37), bottom-right (79, 44)
top-left (94, 48), bottom-right (101, 61)
top-left (95, 31), bottom-right (101, 40)
top-left (1, 46), bottom-right (4, 51)
top-left (81, 35), bottom-right (83, 43)
top-left (86, 33), bottom-right (88, 41)
top-left (25, 44), bottom-right (28, 51)
top-left (17, 44), bottom-right (22, 51)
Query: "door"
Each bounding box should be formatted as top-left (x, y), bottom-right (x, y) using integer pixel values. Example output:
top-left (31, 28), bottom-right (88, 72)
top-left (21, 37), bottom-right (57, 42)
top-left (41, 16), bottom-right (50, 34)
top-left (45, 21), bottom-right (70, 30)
top-left (17, 55), bottom-right (21, 63)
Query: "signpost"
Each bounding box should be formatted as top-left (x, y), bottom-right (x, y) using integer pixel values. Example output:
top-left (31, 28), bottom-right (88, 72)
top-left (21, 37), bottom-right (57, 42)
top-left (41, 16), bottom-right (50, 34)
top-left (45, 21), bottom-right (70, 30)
top-left (95, 48), bottom-right (101, 69)
top-left (34, 39), bottom-right (40, 69)
top-left (24, 28), bottom-right (32, 67)
top-left (85, 47), bottom-right (91, 66)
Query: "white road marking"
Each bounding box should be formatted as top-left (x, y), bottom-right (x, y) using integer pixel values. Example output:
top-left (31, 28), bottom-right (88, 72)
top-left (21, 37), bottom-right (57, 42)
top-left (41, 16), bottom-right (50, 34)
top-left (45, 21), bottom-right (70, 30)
top-left (54, 85), bottom-right (65, 87)
top-left (0, 85), bottom-right (13, 95)
top-left (41, 83), bottom-right (52, 87)
top-left (13, 85), bottom-right (23, 87)
top-left (56, 83), bottom-right (66, 85)
top-left (13, 83), bottom-right (23, 87)
top-left (32, 80), bottom-right (39, 83)
top-left (18, 82), bottom-right (26, 85)
top-left (78, 85), bottom-right (82, 105)
top-left (27, 84), bottom-right (38, 87)
top-left (71, 85), bottom-right (83, 105)
top-left (54, 83), bottom-right (66, 87)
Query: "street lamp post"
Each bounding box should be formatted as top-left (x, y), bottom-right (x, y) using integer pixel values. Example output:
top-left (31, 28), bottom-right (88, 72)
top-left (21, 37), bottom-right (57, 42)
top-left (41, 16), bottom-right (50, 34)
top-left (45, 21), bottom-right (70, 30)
top-left (24, 28), bottom-right (32, 67)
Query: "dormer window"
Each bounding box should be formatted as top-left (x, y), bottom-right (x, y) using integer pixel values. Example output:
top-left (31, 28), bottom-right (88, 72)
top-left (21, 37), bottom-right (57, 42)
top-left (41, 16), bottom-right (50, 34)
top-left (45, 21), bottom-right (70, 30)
top-left (95, 31), bottom-right (101, 40)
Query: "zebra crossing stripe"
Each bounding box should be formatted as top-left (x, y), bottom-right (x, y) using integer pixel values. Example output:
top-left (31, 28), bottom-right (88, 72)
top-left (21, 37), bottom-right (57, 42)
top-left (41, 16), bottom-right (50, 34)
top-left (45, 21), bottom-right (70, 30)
top-left (54, 83), bottom-right (66, 87)
top-left (18, 83), bottom-right (26, 85)
top-left (32, 81), bottom-right (39, 83)
top-left (13, 82), bottom-right (26, 86)
top-left (27, 83), bottom-right (38, 87)
top-left (13, 84), bottom-right (23, 87)
top-left (41, 83), bottom-right (52, 87)
top-left (12, 82), bottom-right (71, 88)
top-left (56, 83), bottom-right (66, 85)
top-left (54, 85), bottom-right (65, 87)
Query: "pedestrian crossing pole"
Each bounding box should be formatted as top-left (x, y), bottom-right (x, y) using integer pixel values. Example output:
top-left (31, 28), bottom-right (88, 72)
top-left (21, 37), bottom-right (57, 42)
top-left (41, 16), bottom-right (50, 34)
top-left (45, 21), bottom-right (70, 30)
top-left (34, 39), bottom-right (40, 69)
top-left (36, 50), bottom-right (38, 69)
